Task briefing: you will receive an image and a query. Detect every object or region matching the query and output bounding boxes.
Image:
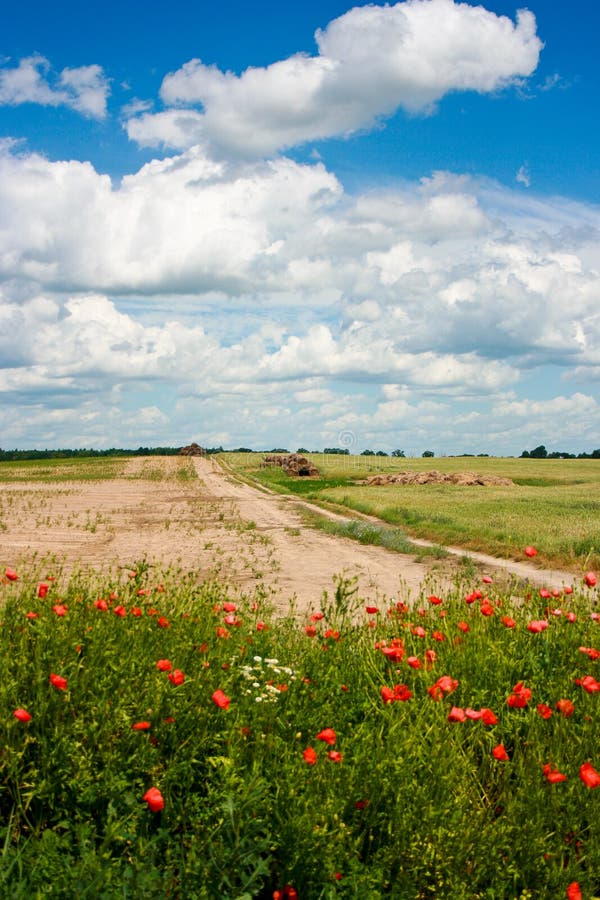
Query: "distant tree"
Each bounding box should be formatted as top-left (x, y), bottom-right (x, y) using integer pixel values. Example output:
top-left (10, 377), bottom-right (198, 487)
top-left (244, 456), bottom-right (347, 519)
top-left (297, 448), bottom-right (309, 454)
top-left (361, 449), bottom-right (375, 456)
top-left (530, 445), bottom-right (548, 459)
top-left (375, 450), bottom-right (388, 457)
top-left (391, 449), bottom-right (405, 458)
top-left (323, 448), bottom-right (349, 455)
top-left (520, 450), bottom-right (530, 458)
top-left (422, 450), bottom-right (435, 458)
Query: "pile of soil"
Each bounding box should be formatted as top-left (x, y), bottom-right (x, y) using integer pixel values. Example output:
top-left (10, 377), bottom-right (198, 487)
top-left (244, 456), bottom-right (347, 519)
top-left (262, 453), bottom-right (320, 477)
top-left (365, 470), bottom-right (513, 487)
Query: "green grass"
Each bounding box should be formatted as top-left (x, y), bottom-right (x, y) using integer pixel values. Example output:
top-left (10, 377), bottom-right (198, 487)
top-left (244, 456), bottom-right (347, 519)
top-left (1, 561), bottom-right (600, 898)
top-left (223, 454), bottom-right (600, 572)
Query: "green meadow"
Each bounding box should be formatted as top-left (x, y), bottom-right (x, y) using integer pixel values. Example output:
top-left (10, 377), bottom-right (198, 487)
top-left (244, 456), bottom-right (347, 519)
top-left (1, 561), bottom-right (599, 898)
top-left (224, 454), bottom-right (600, 572)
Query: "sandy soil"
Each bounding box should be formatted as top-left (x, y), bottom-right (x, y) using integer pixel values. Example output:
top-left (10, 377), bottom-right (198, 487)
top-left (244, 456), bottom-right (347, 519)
top-left (0, 456), bottom-right (576, 614)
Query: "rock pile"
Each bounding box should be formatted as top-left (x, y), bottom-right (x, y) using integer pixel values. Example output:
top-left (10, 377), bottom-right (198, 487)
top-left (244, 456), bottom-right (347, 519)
top-left (365, 470), bottom-right (513, 487)
top-left (179, 442), bottom-right (206, 457)
top-left (261, 453), bottom-right (320, 477)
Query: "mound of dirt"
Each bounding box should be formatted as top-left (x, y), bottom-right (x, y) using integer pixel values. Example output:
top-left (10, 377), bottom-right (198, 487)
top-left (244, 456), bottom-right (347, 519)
top-left (365, 470), bottom-right (513, 487)
top-left (261, 453), bottom-right (320, 477)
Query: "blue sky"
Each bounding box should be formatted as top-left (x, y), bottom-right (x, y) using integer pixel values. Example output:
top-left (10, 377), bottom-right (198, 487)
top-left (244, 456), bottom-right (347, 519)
top-left (1, 0), bottom-right (599, 454)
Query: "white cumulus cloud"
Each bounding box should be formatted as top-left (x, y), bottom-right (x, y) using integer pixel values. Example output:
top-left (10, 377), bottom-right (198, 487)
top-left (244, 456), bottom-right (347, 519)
top-left (0, 55), bottom-right (109, 118)
top-left (125, 0), bottom-right (542, 156)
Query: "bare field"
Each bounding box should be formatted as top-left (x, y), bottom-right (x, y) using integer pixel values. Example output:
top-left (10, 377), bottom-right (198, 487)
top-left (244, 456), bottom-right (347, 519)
top-left (0, 456), bottom-right (457, 612)
top-left (1, 455), bottom-right (583, 614)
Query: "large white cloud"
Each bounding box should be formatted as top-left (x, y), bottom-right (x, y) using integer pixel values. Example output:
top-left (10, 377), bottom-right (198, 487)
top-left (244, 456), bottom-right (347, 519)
top-left (126, 0), bottom-right (542, 155)
top-left (0, 55), bottom-right (109, 118)
top-left (1, 134), bottom-right (599, 453)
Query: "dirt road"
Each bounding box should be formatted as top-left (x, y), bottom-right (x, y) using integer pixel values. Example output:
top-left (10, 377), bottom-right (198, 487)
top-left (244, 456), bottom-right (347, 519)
top-left (1, 456), bottom-right (576, 613)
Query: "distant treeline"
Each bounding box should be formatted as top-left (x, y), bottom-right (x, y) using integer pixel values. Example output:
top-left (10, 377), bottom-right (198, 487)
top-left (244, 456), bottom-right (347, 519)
top-left (2, 444), bottom-right (600, 462)
top-left (0, 446), bottom-right (224, 462)
top-left (520, 445), bottom-right (600, 459)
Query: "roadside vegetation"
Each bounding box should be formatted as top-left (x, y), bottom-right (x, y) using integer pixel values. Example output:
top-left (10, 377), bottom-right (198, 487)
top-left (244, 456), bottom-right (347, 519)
top-left (2, 560), bottom-right (599, 898)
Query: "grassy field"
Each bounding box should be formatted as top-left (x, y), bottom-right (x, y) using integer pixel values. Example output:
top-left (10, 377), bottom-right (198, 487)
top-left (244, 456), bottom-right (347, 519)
top-left (0, 457), bottom-right (128, 483)
top-left (223, 453), bottom-right (600, 572)
top-left (1, 560), bottom-right (599, 898)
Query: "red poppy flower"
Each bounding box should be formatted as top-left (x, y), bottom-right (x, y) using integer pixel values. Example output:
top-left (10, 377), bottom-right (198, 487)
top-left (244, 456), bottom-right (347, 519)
top-left (527, 619), bottom-right (549, 633)
top-left (539, 588), bottom-right (551, 599)
top-left (25, 611), bottom-right (39, 619)
top-left (482, 576), bottom-right (493, 584)
top-left (156, 659), bottom-right (172, 672)
top-left (94, 598), bottom-right (108, 611)
top-left (215, 626), bottom-right (230, 638)
top-left (310, 611), bottom-right (324, 621)
top-left (507, 682), bottom-right (531, 708)
top-left (167, 669), bottom-right (185, 686)
top-left (157, 616), bottom-right (170, 628)
top-left (465, 707), bottom-right (483, 720)
top-left (493, 744), bottom-right (509, 761)
top-left (303, 746), bottom-right (317, 766)
top-left (13, 708), bottom-right (32, 723)
top-left (457, 621), bottom-right (470, 633)
top-left (566, 612), bottom-right (577, 623)
top-left (131, 606), bottom-right (142, 617)
top-left (584, 571), bottom-right (597, 587)
top-left (579, 675), bottom-right (600, 693)
top-left (566, 882), bottom-right (583, 900)
top-left (365, 605), bottom-right (378, 614)
top-left (424, 649), bottom-right (437, 667)
top-left (481, 708), bottom-right (498, 725)
top-left (412, 625), bottom-right (426, 637)
top-left (305, 625), bottom-right (317, 637)
top-left (4, 567), bottom-right (18, 581)
top-left (256, 620), bottom-right (267, 631)
top-left (316, 728), bottom-right (336, 745)
top-left (563, 585), bottom-right (573, 594)
top-left (537, 703), bottom-right (553, 719)
top-left (579, 761), bottom-right (600, 788)
top-left (114, 605), bottom-right (127, 617)
top-left (380, 644), bottom-right (404, 662)
top-left (273, 886), bottom-right (298, 900)
top-left (432, 631), bottom-right (445, 642)
top-left (501, 615), bottom-right (516, 628)
top-left (50, 673), bottom-right (67, 691)
top-left (556, 698), bottom-right (575, 718)
top-left (524, 546), bottom-right (538, 557)
top-left (132, 721), bottom-right (151, 731)
top-left (142, 787), bottom-right (164, 812)
top-left (37, 583), bottom-right (49, 598)
top-left (543, 763), bottom-right (567, 784)
top-left (407, 656), bottom-right (422, 669)
top-left (222, 602), bottom-right (237, 613)
top-left (328, 750), bottom-right (343, 762)
top-left (480, 601), bottom-right (494, 616)
top-left (428, 595), bottom-right (443, 605)
top-left (52, 604), bottom-right (67, 617)
top-left (395, 684), bottom-right (412, 701)
top-left (212, 689), bottom-right (230, 709)
top-left (428, 675), bottom-right (458, 701)
top-left (448, 706), bottom-right (466, 722)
